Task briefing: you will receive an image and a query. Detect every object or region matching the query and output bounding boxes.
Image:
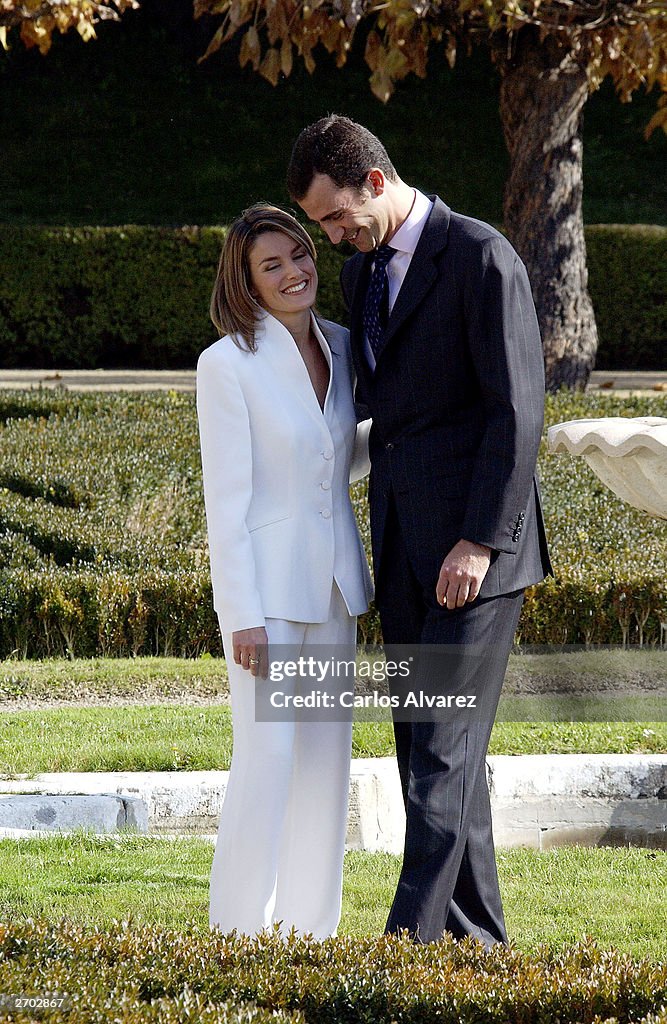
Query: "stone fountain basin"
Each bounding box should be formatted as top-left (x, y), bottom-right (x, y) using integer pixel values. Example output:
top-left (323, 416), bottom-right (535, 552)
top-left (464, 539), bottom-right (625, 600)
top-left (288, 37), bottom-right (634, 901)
top-left (547, 416), bottom-right (667, 519)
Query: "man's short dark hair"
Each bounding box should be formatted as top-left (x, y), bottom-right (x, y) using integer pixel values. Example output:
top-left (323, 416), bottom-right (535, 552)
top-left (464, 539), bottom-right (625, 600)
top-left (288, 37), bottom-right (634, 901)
top-left (287, 115), bottom-right (398, 200)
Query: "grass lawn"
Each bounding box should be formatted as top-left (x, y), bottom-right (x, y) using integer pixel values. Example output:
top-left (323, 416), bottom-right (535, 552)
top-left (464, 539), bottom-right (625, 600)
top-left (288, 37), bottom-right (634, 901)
top-left (1, 707), bottom-right (665, 774)
top-left (0, 835), bottom-right (664, 960)
top-left (0, 657), bottom-right (230, 703)
top-left (2, 650), bottom-right (665, 703)
top-left (1, 651), bottom-right (664, 773)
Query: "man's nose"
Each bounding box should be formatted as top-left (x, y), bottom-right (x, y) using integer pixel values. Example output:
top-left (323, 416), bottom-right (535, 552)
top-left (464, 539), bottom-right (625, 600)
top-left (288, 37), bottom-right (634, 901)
top-left (323, 223), bottom-right (344, 245)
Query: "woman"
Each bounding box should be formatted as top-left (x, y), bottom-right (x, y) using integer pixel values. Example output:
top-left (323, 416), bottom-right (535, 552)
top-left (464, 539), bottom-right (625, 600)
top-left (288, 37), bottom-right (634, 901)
top-left (197, 203), bottom-right (373, 939)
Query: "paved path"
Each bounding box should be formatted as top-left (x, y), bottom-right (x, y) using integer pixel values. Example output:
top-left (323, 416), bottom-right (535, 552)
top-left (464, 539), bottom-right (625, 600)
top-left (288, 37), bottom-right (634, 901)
top-left (0, 368), bottom-right (665, 395)
top-left (0, 369), bottom-right (196, 392)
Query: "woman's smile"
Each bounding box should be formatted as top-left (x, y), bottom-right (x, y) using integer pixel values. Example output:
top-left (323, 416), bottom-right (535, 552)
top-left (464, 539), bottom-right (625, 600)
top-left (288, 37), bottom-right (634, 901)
top-left (283, 280), bottom-right (309, 295)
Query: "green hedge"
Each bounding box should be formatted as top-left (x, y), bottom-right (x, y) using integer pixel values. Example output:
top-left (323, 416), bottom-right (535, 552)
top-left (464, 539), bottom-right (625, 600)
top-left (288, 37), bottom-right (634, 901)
top-left (0, 225), bottom-right (346, 370)
top-left (0, 567), bottom-right (223, 660)
top-left (586, 225), bottom-right (667, 371)
top-left (0, 224), bottom-right (664, 369)
top-left (0, 390), bottom-right (665, 658)
top-left (2, 565), bottom-right (666, 659)
top-left (0, 921), bottom-right (666, 1024)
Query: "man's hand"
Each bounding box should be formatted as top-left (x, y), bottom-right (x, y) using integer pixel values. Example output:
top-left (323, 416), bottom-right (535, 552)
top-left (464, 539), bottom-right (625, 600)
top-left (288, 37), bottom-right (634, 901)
top-left (232, 626), bottom-right (269, 678)
top-left (436, 539), bottom-right (492, 610)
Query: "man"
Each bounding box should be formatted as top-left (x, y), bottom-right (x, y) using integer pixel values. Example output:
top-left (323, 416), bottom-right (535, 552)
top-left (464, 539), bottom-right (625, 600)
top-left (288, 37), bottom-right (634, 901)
top-left (287, 115), bottom-right (552, 946)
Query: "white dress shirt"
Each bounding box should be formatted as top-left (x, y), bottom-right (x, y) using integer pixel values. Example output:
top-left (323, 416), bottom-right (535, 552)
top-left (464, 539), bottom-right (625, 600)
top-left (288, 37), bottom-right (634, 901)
top-left (364, 188), bottom-right (433, 369)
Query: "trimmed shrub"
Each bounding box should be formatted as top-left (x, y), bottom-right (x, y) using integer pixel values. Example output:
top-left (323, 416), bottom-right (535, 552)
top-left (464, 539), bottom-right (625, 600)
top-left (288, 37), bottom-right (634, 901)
top-left (0, 920), bottom-right (665, 1024)
top-left (0, 390), bottom-right (665, 657)
top-left (0, 224), bottom-right (664, 369)
top-left (0, 568), bottom-right (223, 660)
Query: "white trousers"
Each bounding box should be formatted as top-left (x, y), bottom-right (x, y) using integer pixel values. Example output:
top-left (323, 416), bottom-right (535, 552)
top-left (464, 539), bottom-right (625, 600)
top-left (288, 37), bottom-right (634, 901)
top-left (209, 584), bottom-right (356, 939)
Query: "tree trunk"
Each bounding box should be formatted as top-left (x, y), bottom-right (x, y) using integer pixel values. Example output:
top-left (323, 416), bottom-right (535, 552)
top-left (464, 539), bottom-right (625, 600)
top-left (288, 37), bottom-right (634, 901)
top-left (497, 29), bottom-right (598, 392)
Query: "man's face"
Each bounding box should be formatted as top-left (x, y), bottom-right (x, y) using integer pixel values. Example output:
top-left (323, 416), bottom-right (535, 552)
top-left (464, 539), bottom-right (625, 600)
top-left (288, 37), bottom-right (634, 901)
top-left (298, 171), bottom-right (388, 252)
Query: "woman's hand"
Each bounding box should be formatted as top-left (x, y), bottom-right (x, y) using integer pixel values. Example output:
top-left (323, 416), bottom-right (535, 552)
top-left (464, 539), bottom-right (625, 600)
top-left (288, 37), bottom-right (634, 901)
top-left (232, 626), bottom-right (269, 678)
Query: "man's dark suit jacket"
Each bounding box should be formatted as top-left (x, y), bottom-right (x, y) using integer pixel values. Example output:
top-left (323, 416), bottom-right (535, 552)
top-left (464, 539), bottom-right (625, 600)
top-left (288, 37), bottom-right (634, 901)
top-left (340, 196), bottom-right (553, 599)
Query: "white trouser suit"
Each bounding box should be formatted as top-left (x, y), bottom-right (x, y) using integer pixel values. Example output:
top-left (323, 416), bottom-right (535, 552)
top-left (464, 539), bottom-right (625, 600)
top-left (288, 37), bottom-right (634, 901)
top-left (196, 312), bottom-right (373, 939)
top-left (212, 584), bottom-right (355, 938)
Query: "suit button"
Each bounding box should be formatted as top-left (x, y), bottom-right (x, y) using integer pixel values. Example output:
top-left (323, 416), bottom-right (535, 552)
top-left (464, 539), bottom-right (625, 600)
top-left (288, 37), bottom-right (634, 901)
top-left (321, 509), bottom-right (331, 519)
top-left (321, 480), bottom-right (331, 490)
top-left (322, 449), bottom-right (334, 460)
top-left (385, 442), bottom-right (394, 451)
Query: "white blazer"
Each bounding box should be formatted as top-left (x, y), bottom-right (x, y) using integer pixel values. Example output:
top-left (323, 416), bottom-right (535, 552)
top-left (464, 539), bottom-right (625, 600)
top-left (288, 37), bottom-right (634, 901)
top-left (197, 311), bottom-right (374, 634)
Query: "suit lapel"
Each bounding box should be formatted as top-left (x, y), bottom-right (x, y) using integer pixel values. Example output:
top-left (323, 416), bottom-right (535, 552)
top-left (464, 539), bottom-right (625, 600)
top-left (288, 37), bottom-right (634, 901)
top-left (258, 313), bottom-right (329, 430)
top-left (381, 197), bottom-right (451, 352)
top-left (312, 315), bottom-right (337, 418)
top-left (342, 197), bottom-right (452, 372)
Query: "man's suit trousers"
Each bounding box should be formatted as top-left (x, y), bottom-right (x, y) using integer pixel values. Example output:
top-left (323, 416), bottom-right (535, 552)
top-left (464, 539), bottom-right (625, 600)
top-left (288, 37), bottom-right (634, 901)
top-left (377, 495), bottom-right (524, 946)
top-left (209, 584), bottom-right (355, 939)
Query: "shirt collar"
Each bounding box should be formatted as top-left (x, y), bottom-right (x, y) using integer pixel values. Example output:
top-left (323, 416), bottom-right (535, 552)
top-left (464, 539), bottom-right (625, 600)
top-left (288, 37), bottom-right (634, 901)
top-left (388, 189), bottom-right (432, 256)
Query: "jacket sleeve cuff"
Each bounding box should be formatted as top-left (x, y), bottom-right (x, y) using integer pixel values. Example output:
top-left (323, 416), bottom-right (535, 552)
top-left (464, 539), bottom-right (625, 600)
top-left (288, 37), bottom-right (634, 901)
top-left (350, 419), bottom-right (371, 483)
top-left (463, 508), bottom-right (527, 556)
top-left (215, 601), bottom-right (266, 637)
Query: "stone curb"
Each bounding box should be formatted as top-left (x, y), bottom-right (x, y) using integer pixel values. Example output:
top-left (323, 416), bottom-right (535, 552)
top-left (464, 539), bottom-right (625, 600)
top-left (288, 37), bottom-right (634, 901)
top-left (0, 794), bottom-right (147, 833)
top-left (0, 755), bottom-right (665, 850)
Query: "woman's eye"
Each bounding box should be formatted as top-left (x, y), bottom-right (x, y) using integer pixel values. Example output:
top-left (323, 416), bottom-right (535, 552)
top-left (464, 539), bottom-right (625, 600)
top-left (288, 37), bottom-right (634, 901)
top-left (294, 250), bottom-right (306, 260)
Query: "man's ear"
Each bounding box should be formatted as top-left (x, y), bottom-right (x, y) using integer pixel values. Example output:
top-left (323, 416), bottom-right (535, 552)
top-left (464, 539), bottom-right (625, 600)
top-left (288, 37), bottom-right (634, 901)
top-left (366, 169), bottom-right (386, 196)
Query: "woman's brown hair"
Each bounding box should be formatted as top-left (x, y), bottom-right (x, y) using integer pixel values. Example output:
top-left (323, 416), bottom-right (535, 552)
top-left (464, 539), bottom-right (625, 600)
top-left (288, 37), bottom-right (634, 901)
top-left (210, 202), bottom-right (317, 353)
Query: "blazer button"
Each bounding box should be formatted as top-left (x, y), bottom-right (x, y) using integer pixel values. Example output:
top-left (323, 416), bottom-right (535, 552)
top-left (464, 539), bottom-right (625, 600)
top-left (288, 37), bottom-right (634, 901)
top-left (321, 509), bottom-right (332, 519)
top-left (385, 441), bottom-right (394, 451)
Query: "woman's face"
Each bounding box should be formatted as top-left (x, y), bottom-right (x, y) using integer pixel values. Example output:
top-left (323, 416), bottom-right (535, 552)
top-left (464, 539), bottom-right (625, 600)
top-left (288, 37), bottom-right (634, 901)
top-left (248, 230), bottom-right (318, 321)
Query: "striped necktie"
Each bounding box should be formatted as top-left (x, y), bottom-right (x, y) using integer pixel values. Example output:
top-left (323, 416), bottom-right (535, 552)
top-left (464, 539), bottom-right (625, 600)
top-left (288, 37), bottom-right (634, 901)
top-left (363, 245), bottom-right (395, 360)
